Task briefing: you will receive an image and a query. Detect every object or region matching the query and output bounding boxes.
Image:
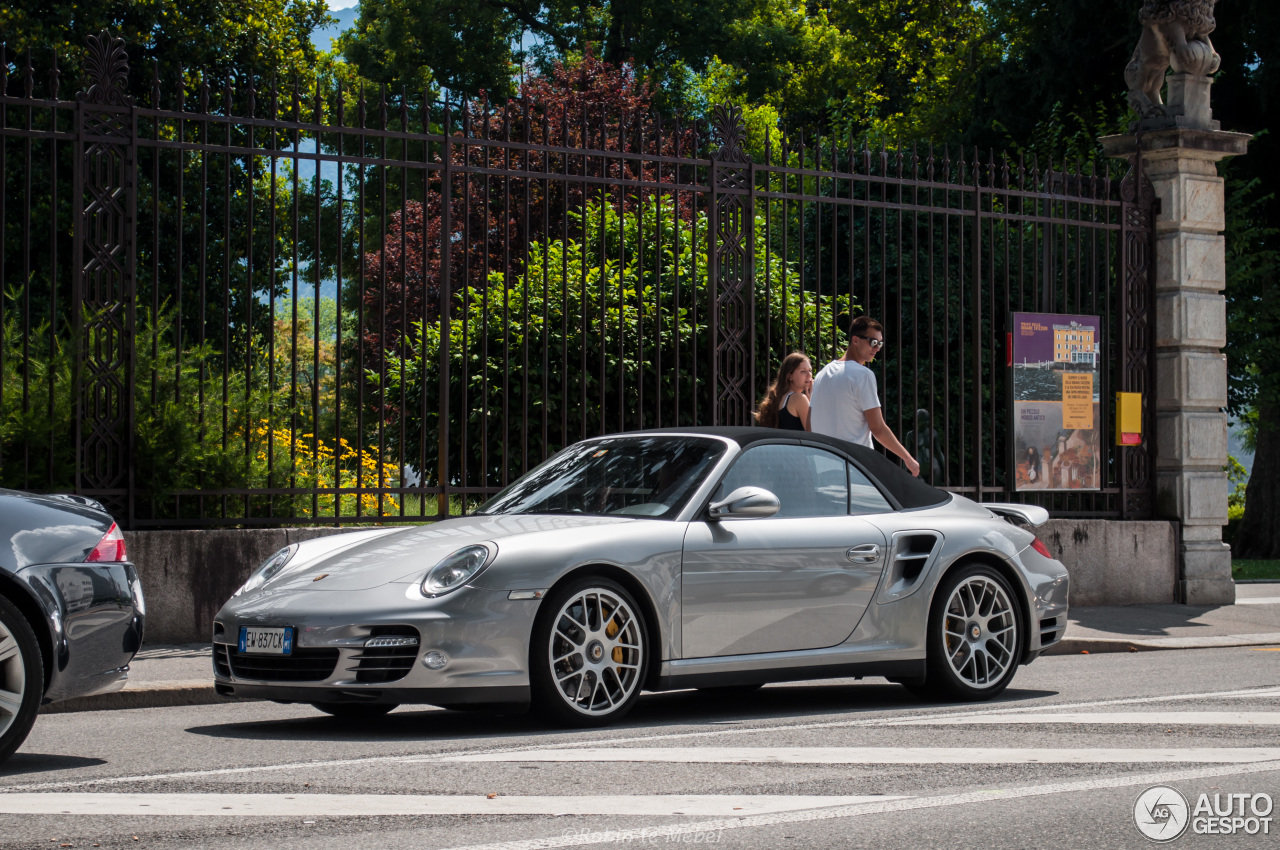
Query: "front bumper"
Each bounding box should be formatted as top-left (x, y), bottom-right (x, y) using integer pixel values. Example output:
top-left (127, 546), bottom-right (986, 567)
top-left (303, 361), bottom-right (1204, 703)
top-left (17, 561), bottom-right (145, 703)
top-left (1016, 546), bottom-right (1070, 662)
top-left (212, 584), bottom-right (539, 707)
top-left (213, 681), bottom-right (529, 707)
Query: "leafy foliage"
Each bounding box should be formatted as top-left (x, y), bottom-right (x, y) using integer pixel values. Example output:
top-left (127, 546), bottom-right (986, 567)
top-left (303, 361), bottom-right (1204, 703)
top-left (0, 0), bottom-right (330, 97)
top-left (357, 52), bottom-right (701, 359)
top-left (962, 0), bottom-right (1139, 151)
top-left (338, 0), bottom-right (1000, 136)
top-left (0, 295), bottom-right (398, 522)
top-left (371, 196), bottom-right (855, 488)
top-left (1223, 173), bottom-right (1280, 422)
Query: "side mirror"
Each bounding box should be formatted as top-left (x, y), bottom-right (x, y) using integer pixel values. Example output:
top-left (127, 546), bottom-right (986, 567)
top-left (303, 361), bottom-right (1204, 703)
top-left (708, 486), bottom-right (780, 520)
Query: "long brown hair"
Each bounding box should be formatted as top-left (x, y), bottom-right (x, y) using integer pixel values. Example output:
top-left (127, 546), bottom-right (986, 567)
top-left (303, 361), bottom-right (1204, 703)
top-left (754, 352), bottom-right (810, 427)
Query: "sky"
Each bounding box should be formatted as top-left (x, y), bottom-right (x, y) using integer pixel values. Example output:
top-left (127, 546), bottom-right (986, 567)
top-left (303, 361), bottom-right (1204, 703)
top-left (328, 0), bottom-right (358, 8)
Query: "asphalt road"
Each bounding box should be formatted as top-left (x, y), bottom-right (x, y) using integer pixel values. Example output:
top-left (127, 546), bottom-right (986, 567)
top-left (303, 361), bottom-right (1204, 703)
top-left (2, 647), bottom-right (1278, 849)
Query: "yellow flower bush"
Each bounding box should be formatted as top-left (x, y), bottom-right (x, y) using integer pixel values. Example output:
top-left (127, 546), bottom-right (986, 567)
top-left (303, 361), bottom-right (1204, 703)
top-left (240, 419), bottom-right (402, 519)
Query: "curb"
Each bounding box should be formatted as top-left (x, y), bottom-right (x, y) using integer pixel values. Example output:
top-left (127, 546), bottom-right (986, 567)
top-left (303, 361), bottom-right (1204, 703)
top-left (40, 681), bottom-right (240, 714)
top-left (1046, 632), bottom-right (1280, 656)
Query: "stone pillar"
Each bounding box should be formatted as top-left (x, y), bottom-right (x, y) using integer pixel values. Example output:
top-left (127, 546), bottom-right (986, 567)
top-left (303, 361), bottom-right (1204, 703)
top-left (1102, 121), bottom-right (1249, 605)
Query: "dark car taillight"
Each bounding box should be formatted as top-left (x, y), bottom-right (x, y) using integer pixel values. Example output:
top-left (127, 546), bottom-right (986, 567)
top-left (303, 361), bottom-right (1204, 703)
top-left (86, 522), bottom-right (127, 562)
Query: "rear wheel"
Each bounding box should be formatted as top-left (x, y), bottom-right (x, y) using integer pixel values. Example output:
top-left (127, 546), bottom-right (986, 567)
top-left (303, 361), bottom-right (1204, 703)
top-left (310, 702), bottom-right (398, 720)
top-left (0, 595), bottom-right (43, 764)
top-left (911, 564), bottom-right (1022, 701)
top-left (530, 577), bottom-right (648, 727)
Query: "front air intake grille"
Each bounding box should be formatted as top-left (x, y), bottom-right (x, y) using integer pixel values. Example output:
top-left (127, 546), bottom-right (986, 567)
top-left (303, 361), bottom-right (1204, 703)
top-left (213, 644), bottom-right (231, 678)
top-left (351, 625), bottom-right (420, 684)
top-left (1039, 617), bottom-right (1063, 647)
top-left (225, 645), bottom-right (340, 682)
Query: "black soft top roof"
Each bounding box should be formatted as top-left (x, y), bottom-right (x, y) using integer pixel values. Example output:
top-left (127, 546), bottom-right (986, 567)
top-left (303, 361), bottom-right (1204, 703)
top-left (621, 426), bottom-right (951, 511)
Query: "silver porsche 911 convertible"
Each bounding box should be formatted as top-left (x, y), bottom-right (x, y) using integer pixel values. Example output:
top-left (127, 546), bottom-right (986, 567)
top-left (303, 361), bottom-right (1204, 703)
top-left (212, 427), bottom-right (1069, 726)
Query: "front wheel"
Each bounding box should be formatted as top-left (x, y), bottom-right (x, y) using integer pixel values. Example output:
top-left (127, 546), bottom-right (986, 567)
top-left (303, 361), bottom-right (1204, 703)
top-left (530, 577), bottom-right (648, 727)
top-left (0, 595), bottom-right (43, 764)
top-left (914, 564), bottom-right (1022, 701)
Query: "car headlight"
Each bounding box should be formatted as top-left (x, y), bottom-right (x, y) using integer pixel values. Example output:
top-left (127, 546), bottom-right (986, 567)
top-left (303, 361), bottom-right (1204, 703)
top-left (421, 545), bottom-right (493, 597)
top-left (235, 544), bottom-right (299, 596)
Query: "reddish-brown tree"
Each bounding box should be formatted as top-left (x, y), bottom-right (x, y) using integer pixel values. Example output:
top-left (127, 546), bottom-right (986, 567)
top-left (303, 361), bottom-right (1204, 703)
top-left (358, 51), bottom-right (705, 367)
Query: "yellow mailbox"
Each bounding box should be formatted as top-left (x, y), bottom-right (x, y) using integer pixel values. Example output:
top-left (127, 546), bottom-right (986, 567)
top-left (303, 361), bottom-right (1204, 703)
top-left (1116, 392), bottom-right (1142, 445)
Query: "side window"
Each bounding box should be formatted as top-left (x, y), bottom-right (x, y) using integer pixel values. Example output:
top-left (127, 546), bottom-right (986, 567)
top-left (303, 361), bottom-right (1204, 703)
top-left (848, 463), bottom-right (893, 514)
top-left (715, 445), bottom-right (849, 518)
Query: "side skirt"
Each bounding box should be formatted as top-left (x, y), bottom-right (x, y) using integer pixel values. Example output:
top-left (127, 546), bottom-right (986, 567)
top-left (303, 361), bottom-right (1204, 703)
top-left (649, 659), bottom-right (925, 692)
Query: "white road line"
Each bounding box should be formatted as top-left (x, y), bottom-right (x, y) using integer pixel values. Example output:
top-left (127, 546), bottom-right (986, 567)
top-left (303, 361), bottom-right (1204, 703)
top-left (7, 683), bottom-right (1280, 793)
top-left (437, 760), bottom-right (1280, 850)
top-left (0, 793), bottom-right (900, 818)
top-left (444, 747), bottom-right (1280, 765)
top-left (892, 712), bottom-right (1280, 726)
top-left (1236, 597), bottom-right (1280, 605)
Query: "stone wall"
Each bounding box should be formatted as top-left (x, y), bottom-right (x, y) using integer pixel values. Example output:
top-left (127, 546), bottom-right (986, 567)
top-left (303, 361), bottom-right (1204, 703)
top-left (124, 520), bottom-right (1179, 645)
top-left (1039, 520), bottom-right (1178, 607)
top-left (127, 527), bottom-right (350, 645)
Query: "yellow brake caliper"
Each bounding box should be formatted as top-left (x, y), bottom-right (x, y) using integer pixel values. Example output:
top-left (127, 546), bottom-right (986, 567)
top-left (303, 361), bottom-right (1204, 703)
top-left (605, 608), bottom-right (625, 662)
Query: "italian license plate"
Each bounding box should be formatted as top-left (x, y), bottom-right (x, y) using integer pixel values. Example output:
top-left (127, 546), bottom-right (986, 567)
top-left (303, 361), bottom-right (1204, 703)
top-left (239, 626), bottom-right (293, 655)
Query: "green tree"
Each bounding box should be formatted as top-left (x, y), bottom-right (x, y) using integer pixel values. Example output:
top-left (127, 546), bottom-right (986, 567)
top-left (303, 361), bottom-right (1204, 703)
top-left (372, 196), bottom-right (855, 489)
top-left (338, 0), bottom-right (775, 100)
top-left (962, 0), bottom-right (1139, 151)
top-left (1216, 1), bottom-right (1280, 557)
top-left (338, 0), bottom-right (998, 135)
top-left (1, 0), bottom-right (330, 92)
top-left (1224, 173), bottom-right (1280, 557)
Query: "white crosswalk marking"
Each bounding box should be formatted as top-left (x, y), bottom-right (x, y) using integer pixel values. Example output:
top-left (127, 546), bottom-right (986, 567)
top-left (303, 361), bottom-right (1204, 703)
top-left (0, 793), bottom-right (900, 817)
top-left (434, 761), bottom-right (1280, 850)
top-left (6, 684), bottom-right (1280, 794)
top-left (445, 747), bottom-right (1280, 765)
top-left (890, 712), bottom-right (1280, 726)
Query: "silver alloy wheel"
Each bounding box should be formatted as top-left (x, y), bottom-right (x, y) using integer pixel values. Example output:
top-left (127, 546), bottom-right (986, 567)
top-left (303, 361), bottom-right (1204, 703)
top-left (547, 587), bottom-right (643, 716)
top-left (941, 574), bottom-right (1017, 689)
top-left (0, 616), bottom-right (27, 739)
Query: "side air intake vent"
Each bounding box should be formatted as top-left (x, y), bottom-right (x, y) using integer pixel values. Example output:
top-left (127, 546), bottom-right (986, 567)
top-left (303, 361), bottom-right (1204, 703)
top-left (877, 532), bottom-right (942, 604)
top-left (349, 625), bottom-right (421, 684)
top-left (1039, 615), bottom-right (1064, 648)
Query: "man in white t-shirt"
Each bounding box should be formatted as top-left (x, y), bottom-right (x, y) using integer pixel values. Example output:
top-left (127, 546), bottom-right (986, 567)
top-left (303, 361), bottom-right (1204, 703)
top-left (810, 316), bottom-right (921, 477)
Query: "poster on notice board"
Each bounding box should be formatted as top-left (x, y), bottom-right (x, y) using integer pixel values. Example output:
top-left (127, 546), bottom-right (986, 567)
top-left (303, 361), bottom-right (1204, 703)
top-left (1011, 312), bottom-right (1101, 491)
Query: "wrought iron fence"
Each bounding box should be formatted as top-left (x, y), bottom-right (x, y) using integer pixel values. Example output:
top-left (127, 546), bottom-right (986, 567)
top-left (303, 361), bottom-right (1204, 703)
top-left (0, 34), bottom-right (1156, 527)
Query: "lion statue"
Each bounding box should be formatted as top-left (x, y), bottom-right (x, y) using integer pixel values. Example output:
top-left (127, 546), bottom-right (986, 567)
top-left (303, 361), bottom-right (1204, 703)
top-left (1125, 0), bottom-right (1220, 119)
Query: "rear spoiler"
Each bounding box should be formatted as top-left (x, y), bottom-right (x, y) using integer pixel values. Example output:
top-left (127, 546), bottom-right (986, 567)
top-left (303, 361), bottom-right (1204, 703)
top-left (984, 503), bottom-right (1049, 528)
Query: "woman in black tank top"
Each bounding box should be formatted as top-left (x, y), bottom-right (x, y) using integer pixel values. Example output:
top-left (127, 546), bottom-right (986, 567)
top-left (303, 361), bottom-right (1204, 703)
top-left (754, 353), bottom-right (813, 431)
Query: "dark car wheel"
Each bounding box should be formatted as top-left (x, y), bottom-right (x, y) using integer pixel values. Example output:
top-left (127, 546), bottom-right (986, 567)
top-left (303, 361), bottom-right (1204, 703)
top-left (0, 595), bottom-right (43, 764)
top-left (311, 702), bottom-right (398, 720)
top-left (912, 564), bottom-right (1022, 702)
top-left (531, 577), bottom-right (648, 727)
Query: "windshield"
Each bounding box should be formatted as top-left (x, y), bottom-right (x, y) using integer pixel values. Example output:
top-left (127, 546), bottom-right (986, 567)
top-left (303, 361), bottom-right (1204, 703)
top-left (476, 437), bottom-right (725, 519)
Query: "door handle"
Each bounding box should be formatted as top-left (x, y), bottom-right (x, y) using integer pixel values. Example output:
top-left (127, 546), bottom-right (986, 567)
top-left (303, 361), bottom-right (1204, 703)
top-left (846, 544), bottom-right (881, 564)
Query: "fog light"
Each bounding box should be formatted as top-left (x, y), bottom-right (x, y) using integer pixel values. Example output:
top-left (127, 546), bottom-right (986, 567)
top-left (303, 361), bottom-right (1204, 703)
top-left (422, 651), bottom-right (449, 670)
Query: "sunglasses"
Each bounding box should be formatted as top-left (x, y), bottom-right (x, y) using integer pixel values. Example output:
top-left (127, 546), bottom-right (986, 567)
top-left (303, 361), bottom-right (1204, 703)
top-left (853, 334), bottom-right (885, 350)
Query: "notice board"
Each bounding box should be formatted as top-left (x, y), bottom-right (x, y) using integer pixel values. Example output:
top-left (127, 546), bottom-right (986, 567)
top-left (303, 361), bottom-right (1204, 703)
top-left (1011, 312), bottom-right (1101, 491)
